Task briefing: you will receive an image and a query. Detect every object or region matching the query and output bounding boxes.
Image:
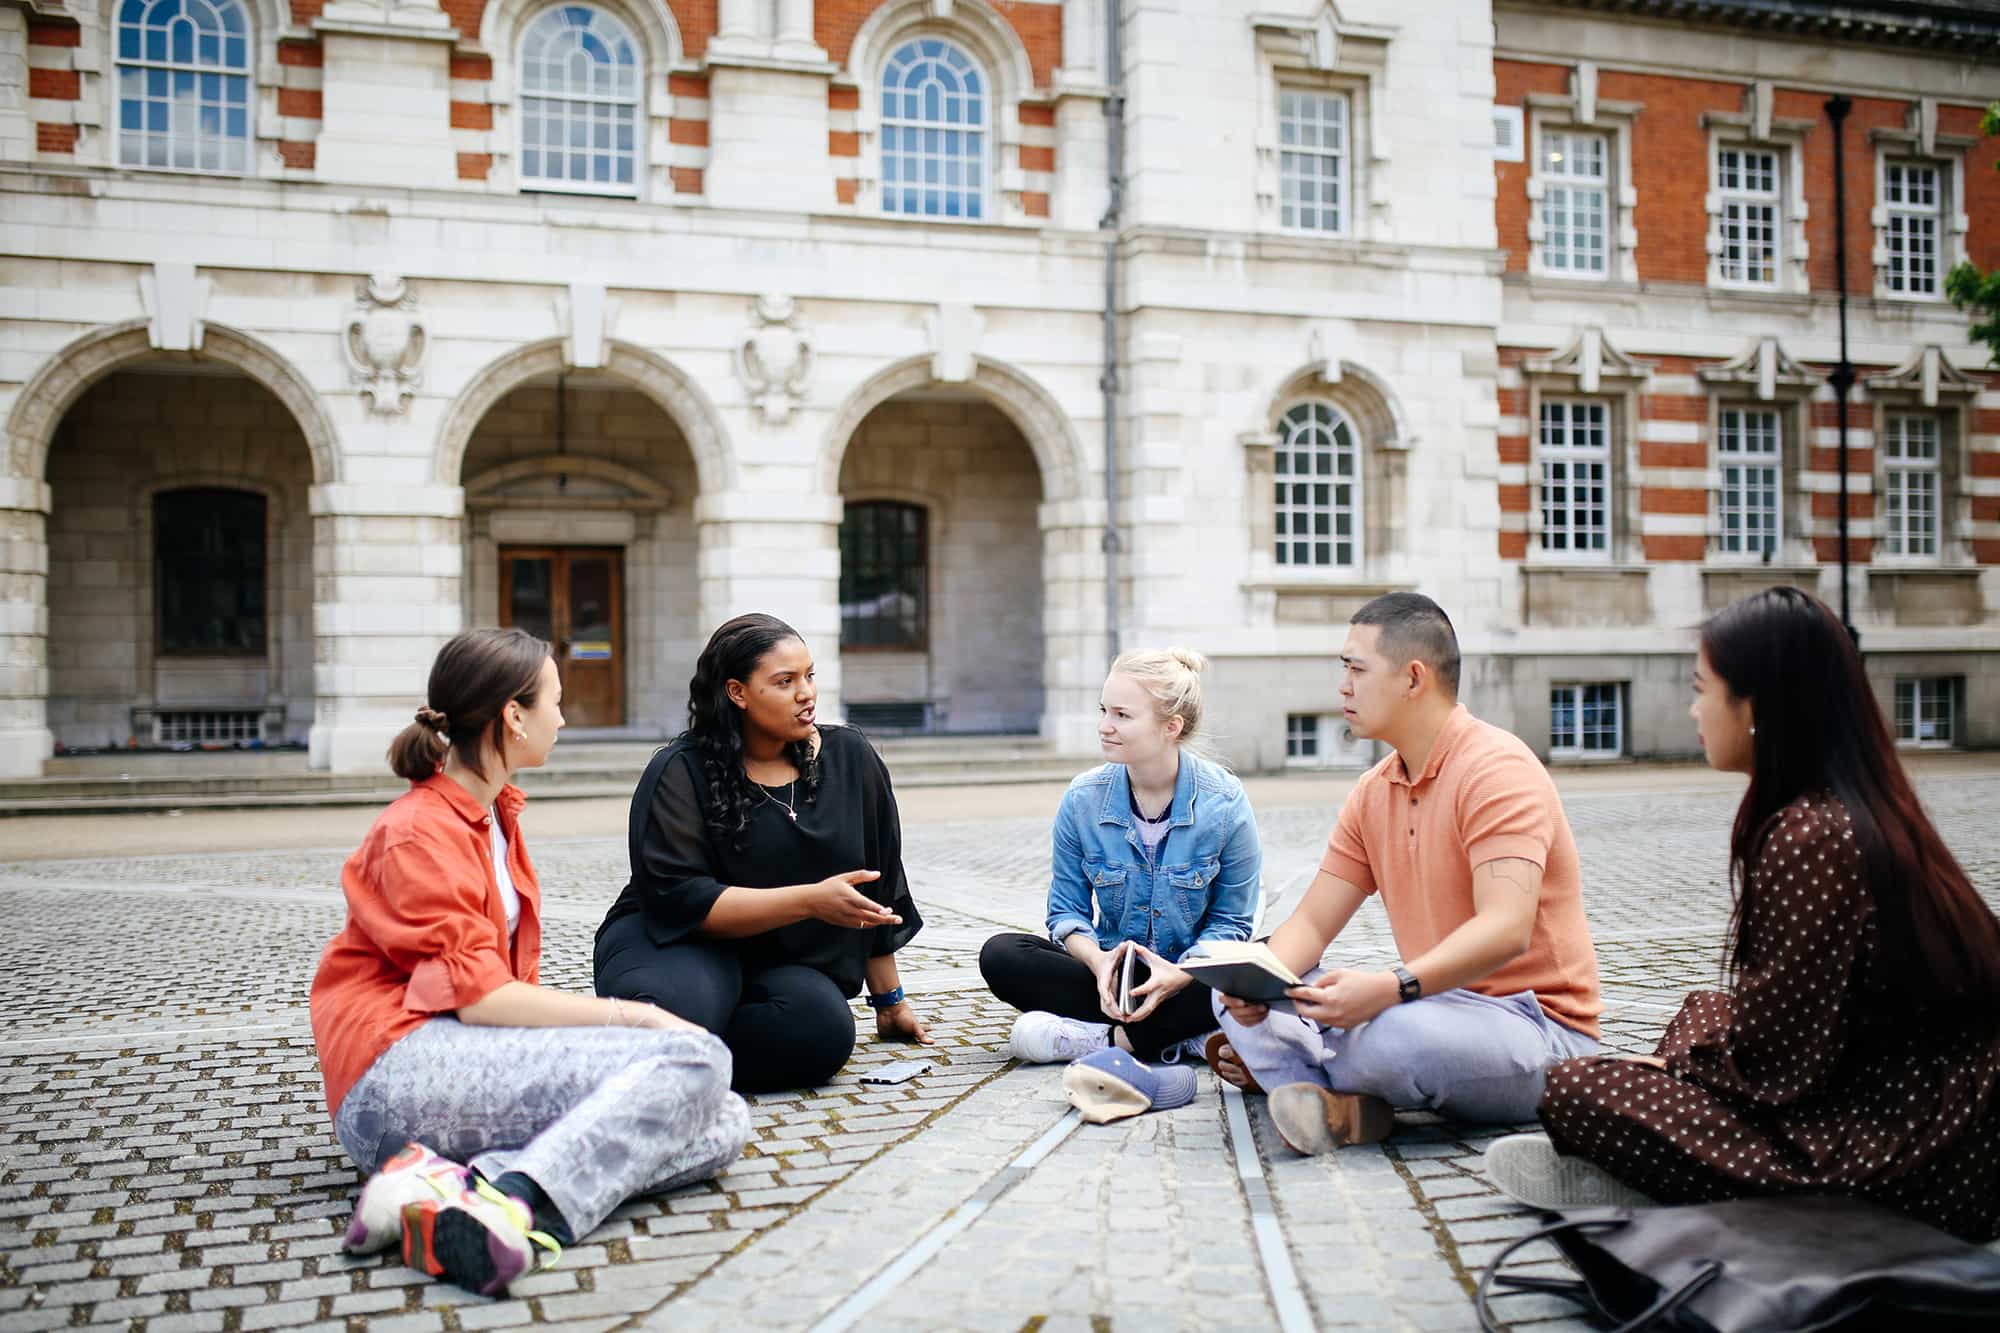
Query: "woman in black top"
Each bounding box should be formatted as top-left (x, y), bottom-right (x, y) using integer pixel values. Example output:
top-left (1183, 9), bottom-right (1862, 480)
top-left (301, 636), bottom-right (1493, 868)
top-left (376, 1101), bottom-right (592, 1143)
top-left (595, 613), bottom-right (931, 1092)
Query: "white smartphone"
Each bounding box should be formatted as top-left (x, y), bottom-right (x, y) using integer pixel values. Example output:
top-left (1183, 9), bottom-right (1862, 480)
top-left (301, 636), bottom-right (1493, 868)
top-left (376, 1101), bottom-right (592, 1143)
top-left (860, 1059), bottom-right (933, 1086)
top-left (1117, 945), bottom-right (1137, 1016)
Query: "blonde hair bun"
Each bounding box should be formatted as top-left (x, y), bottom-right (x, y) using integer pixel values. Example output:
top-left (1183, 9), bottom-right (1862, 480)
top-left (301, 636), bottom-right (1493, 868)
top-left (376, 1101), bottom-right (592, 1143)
top-left (1109, 646), bottom-right (1208, 746)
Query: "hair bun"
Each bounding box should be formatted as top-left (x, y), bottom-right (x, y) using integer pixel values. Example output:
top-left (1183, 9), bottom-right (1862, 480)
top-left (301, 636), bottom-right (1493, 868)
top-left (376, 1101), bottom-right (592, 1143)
top-left (1168, 647), bottom-right (1208, 674)
top-left (415, 706), bottom-right (448, 732)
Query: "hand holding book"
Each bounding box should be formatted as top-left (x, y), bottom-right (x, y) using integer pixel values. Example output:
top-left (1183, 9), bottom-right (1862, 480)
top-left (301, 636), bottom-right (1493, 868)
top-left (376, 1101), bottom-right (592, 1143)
top-left (1178, 941), bottom-right (1305, 1016)
top-left (1279, 968), bottom-right (1401, 1029)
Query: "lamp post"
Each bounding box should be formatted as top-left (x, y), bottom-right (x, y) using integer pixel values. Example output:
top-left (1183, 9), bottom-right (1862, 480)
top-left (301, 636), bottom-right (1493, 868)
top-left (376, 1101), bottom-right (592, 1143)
top-left (1826, 94), bottom-right (1860, 646)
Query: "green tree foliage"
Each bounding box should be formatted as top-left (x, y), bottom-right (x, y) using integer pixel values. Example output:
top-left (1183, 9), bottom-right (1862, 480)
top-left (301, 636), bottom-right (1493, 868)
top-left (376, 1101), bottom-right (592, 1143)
top-left (1945, 103), bottom-right (2000, 365)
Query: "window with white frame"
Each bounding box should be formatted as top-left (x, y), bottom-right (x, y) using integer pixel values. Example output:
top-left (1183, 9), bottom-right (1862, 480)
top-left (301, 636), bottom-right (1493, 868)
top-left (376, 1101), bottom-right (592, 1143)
top-left (1273, 401), bottom-right (1360, 567)
top-left (116, 0), bottom-right (252, 173)
top-left (1883, 160), bottom-right (1944, 297)
top-left (1716, 407), bottom-right (1782, 558)
top-left (1881, 414), bottom-right (1941, 558)
top-left (1550, 683), bottom-right (1622, 757)
top-left (1278, 89), bottom-right (1349, 233)
top-left (1537, 399), bottom-right (1610, 556)
top-left (880, 38), bottom-right (987, 220)
top-left (1536, 130), bottom-right (1609, 277)
top-left (1894, 676), bottom-right (1959, 747)
top-left (1716, 147), bottom-right (1781, 286)
top-left (519, 6), bottom-right (642, 195)
top-left (1285, 714), bottom-right (1320, 761)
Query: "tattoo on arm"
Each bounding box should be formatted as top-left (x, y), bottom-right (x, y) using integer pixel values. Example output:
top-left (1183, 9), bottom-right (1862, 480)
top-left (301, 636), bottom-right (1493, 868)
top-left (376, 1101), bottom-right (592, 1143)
top-left (1487, 858), bottom-right (1540, 899)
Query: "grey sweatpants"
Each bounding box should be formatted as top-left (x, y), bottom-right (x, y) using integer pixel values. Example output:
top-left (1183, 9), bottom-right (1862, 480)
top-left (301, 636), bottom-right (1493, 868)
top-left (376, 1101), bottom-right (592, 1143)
top-left (1214, 975), bottom-right (1599, 1124)
top-left (333, 1018), bottom-right (750, 1239)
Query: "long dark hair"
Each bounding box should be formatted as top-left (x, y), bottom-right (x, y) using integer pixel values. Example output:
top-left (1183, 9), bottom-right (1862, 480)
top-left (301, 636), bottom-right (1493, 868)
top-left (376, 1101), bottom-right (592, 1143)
top-left (1701, 587), bottom-right (2000, 1019)
top-left (680, 613), bottom-right (821, 848)
top-left (388, 627), bottom-right (551, 782)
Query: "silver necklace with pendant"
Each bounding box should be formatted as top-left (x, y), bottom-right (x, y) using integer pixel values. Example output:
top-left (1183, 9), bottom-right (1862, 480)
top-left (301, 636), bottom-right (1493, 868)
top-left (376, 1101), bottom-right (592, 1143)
top-left (758, 779), bottom-right (798, 821)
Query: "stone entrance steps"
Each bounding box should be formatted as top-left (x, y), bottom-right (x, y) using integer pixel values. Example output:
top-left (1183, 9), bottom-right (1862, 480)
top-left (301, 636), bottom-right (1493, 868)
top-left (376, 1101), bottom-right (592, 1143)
top-left (2, 734), bottom-right (1082, 815)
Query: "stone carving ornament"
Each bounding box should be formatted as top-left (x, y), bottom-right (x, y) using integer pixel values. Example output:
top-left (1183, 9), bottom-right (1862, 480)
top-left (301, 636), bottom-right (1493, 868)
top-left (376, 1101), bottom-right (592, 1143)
top-left (735, 292), bottom-right (815, 424)
top-left (345, 273), bottom-right (427, 414)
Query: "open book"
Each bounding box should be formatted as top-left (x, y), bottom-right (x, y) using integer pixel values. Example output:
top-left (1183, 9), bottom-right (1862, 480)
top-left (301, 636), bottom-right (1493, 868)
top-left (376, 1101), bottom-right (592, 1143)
top-left (1180, 941), bottom-right (1304, 1008)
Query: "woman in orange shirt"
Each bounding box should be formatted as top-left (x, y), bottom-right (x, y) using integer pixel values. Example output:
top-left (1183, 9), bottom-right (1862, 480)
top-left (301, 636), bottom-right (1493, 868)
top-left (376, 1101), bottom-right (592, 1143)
top-left (310, 628), bottom-right (748, 1298)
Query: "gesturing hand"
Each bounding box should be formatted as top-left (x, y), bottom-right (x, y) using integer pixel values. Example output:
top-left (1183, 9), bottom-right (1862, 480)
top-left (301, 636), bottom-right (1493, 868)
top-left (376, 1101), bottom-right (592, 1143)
top-left (807, 870), bottom-right (903, 929)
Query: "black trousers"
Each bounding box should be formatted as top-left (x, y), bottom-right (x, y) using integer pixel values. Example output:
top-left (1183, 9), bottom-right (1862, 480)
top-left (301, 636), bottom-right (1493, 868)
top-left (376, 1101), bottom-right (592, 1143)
top-left (594, 912), bottom-right (856, 1094)
top-left (978, 931), bottom-right (1218, 1061)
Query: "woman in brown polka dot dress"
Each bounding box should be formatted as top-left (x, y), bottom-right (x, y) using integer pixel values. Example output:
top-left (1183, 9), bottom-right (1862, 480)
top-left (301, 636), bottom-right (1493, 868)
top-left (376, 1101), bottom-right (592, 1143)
top-left (1485, 588), bottom-right (2000, 1242)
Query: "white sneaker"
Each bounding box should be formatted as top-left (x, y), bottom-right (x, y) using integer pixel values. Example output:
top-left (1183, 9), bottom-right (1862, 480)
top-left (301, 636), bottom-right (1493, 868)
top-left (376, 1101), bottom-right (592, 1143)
top-left (1483, 1133), bottom-right (1654, 1211)
top-left (1008, 1011), bottom-right (1113, 1064)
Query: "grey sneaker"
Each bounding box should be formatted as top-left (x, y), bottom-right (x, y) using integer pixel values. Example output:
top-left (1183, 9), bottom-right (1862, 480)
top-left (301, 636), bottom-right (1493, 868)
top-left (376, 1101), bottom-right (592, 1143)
top-left (1483, 1133), bottom-right (1654, 1211)
top-left (1008, 1011), bottom-right (1112, 1064)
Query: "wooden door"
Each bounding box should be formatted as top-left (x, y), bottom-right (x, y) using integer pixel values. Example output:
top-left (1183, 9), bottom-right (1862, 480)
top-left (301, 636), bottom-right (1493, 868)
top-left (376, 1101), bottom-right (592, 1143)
top-left (499, 546), bottom-right (624, 728)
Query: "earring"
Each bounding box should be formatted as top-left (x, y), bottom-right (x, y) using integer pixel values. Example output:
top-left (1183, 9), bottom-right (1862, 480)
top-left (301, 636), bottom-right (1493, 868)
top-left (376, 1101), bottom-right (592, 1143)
top-left (1750, 725), bottom-right (1757, 737)
top-left (512, 730), bottom-right (527, 742)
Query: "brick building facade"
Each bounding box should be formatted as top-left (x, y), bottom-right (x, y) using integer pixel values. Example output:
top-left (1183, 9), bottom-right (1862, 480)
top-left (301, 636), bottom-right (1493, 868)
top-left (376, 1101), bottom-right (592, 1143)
top-left (0, 0), bottom-right (1993, 778)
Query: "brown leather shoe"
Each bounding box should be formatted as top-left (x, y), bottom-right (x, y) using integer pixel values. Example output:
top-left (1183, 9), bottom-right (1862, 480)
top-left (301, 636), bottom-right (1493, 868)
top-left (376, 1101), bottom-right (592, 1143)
top-left (1202, 1032), bottom-right (1263, 1094)
top-left (1267, 1083), bottom-right (1394, 1154)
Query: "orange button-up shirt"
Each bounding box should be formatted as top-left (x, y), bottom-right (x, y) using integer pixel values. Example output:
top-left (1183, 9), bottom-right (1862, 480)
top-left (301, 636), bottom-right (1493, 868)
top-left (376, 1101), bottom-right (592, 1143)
top-left (310, 774), bottom-right (542, 1116)
top-left (1321, 704), bottom-right (1602, 1038)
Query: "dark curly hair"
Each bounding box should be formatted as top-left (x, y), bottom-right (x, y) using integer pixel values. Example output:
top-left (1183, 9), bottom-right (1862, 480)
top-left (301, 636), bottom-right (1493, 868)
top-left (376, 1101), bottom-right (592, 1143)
top-left (681, 612), bottom-right (821, 848)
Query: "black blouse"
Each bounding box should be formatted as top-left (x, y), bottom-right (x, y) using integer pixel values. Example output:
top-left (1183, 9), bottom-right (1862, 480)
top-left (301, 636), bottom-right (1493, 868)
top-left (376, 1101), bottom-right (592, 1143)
top-left (598, 724), bottom-right (923, 997)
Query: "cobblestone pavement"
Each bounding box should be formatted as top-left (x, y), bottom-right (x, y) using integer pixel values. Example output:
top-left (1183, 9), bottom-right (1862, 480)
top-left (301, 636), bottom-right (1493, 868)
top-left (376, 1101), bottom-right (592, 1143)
top-left (3, 769), bottom-right (1997, 1332)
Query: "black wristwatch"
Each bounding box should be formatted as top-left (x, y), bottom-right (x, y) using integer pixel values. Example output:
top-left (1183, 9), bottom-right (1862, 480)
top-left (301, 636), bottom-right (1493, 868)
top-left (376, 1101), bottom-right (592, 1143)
top-left (1392, 965), bottom-right (1422, 1004)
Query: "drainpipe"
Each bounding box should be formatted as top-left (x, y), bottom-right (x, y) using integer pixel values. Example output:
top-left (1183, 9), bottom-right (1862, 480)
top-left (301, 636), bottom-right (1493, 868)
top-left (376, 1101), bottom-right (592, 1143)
top-left (1100, 0), bottom-right (1125, 662)
top-left (1826, 95), bottom-right (1859, 645)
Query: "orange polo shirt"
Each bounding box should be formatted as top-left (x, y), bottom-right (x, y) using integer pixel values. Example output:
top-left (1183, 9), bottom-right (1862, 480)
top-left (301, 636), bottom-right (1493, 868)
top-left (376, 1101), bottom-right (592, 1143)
top-left (1322, 704), bottom-right (1602, 1038)
top-left (309, 774), bottom-right (542, 1116)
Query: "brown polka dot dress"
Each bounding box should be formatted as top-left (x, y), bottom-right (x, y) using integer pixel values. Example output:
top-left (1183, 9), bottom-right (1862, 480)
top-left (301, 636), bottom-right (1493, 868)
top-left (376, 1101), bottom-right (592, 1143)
top-left (1538, 795), bottom-right (2000, 1242)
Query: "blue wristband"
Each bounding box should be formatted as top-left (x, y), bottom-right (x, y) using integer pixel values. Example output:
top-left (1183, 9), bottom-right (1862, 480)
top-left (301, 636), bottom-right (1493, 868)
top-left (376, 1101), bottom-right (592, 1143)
top-left (867, 986), bottom-right (905, 1010)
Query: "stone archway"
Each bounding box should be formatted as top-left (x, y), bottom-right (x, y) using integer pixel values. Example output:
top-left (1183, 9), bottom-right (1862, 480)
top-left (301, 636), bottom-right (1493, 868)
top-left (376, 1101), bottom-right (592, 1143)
top-left (436, 338), bottom-right (733, 495)
top-left (6, 318), bottom-right (340, 486)
top-left (819, 355), bottom-right (1083, 503)
top-left (822, 356), bottom-right (1092, 742)
top-left (0, 321), bottom-right (339, 771)
top-left (442, 340), bottom-right (730, 735)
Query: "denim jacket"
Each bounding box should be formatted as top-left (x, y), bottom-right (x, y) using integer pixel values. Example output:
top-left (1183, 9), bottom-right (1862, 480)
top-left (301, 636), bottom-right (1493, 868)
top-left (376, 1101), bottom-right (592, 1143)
top-left (1046, 752), bottom-right (1261, 964)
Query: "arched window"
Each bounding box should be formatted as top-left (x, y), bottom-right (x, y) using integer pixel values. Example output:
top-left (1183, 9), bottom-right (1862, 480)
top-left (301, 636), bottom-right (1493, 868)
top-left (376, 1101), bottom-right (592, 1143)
top-left (116, 0), bottom-right (252, 173)
top-left (1274, 401), bottom-right (1360, 567)
top-left (519, 5), bottom-right (642, 194)
top-left (880, 38), bottom-right (986, 220)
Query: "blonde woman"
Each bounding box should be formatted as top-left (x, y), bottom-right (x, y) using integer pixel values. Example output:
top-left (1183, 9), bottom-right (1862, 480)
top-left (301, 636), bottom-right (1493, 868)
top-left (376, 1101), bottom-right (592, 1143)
top-left (979, 649), bottom-right (1262, 1064)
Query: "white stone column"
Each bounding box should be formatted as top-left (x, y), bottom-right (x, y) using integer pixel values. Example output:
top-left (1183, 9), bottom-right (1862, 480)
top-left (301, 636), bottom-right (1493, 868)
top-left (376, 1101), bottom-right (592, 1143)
top-left (712, 0), bottom-right (762, 56)
top-left (311, 1), bottom-right (459, 189)
top-left (0, 477), bottom-right (52, 778)
top-left (694, 490), bottom-right (845, 716)
top-left (308, 483), bottom-right (464, 774)
top-left (1039, 496), bottom-right (1109, 755)
top-left (773, 0), bottom-right (826, 62)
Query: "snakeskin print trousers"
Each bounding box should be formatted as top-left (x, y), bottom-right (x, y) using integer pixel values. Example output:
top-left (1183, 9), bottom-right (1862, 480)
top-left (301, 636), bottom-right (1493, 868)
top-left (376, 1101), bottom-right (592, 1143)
top-left (332, 1017), bottom-right (750, 1238)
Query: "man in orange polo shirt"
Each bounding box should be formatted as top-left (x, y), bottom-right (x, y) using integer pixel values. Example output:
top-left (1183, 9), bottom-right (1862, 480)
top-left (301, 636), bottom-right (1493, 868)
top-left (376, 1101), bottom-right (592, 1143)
top-left (1209, 593), bottom-right (1602, 1153)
